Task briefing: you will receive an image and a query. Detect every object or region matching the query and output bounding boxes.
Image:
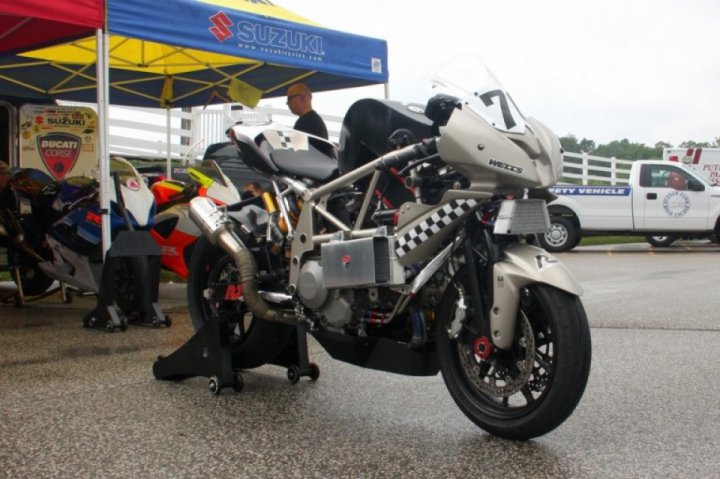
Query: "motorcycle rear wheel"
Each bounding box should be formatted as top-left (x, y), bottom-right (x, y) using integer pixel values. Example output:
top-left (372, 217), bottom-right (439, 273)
top-left (436, 281), bottom-right (591, 440)
top-left (114, 257), bottom-right (147, 314)
top-left (187, 237), bottom-right (295, 369)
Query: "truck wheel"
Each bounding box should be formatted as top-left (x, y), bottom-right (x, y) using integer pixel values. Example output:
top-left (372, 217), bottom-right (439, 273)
top-left (645, 235), bottom-right (676, 247)
top-left (539, 217), bottom-right (577, 252)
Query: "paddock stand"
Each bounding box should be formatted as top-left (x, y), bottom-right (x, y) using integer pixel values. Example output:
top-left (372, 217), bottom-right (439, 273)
top-left (153, 301), bottom-right (319, 395)
top-left (83, 230), bottom-right (170, 332)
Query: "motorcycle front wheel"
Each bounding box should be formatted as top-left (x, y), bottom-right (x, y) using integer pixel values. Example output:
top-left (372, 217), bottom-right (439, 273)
top-left (436, 281), bottom-right (591, 440)
top-left (8, 247), bottom-right (54, 296)
top-left (187, 237), bottom-right (295, 369)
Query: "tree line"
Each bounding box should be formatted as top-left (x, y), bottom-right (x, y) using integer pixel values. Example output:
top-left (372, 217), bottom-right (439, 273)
top-left (559, 135), bottom-right (720, 161)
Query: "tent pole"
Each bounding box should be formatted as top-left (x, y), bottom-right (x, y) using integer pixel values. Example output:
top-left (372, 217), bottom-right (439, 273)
top-left (166, 108), bottom-right (172, 179)
top-left (384, 82), bottom-right (390, 100)
top-left (97, 29), bottom-right (111, 256)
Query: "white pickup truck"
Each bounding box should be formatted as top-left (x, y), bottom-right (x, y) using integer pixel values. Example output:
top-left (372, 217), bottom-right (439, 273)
top-left (538, 159), bottom-right (720, 252)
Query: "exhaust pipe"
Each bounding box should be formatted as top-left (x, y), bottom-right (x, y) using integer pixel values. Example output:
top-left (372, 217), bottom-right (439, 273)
top-left (189, 197), bottom-right (294, 323)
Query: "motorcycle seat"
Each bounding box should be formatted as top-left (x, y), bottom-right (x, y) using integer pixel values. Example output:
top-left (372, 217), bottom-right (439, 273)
top-left (258, 129), bottom-right (338, 182)
top-left (231, 129), bottom-right (338, 182)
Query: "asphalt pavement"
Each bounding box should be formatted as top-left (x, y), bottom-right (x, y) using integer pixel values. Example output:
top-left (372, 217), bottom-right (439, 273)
top-left (1, 241), bottom-right (719, 478)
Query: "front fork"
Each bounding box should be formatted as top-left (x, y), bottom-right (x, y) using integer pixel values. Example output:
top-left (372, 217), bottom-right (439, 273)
top-left (458, 226), bottom-right (583, 351)
top-left (460, 228), bottom-right (495, 337)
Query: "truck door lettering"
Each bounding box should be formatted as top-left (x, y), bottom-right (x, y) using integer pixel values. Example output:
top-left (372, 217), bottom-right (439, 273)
top-left (549, 187), bottom-right (577, 195)
top-left (550, 186), bottom-right (630, 196)
top-left (662, 191), bottom-right (691, 217)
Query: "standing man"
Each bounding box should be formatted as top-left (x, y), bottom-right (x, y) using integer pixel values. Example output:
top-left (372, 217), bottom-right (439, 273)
top-left (286, 83), bottom-right (328, 139)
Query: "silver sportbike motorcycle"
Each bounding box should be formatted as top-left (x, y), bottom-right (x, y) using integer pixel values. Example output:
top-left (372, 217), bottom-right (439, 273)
top-left (178, 58), bottom-right (591, 440)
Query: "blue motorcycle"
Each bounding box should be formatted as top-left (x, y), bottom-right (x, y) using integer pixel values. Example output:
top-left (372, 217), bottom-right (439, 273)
top-left (3, 158), bottom-right (164, 327)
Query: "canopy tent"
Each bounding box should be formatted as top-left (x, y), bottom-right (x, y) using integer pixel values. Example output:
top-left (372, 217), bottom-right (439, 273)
top-left (0, 0), bottom-right (388, 107)
top-left (1, 0), bottom-right (389, 253)
top-left (0, 0), bottom-right (104, 55)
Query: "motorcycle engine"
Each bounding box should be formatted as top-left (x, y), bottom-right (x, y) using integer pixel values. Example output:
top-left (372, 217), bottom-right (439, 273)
top-left (297, 259), bottom-right (354, 330)
top-left (296, 234), bottom-right (406, 330)
top-left (297, 259), bottom-right (404, 332)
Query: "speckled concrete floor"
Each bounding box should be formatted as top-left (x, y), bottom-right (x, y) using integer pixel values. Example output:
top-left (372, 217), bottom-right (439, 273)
top-left (1, 245), bottom-right (719, 478)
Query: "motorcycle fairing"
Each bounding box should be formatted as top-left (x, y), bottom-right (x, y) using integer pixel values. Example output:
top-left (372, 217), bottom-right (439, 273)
top-left (151, 205), bottom-right (263, 280)
top-left (153, 206), bottom-right (200, 238)
top-left (155, 229), bottom-right (197, 279)
top-left (49, 208), bottom-right (103, 260)
top-left (394, 198), bottom-right (478, 266)
top-left (310, 329), bottom-right (440, 376)
top-left (109, 157), bottom-right (156, 228)
top-left (39, 236), bottom-right (103, 292)
top-left (10, 168), bottom-right (56, 200)
top-left (151, 179), bottom-right (193, 212)
top-left (120, 183), bottom-right (155, 228)
top-left (187, 162), bottom-right (241, 205)
top-left (436, 111), bottom-right (562, 192)
top-left (55, 176), bottom-right (97, 211)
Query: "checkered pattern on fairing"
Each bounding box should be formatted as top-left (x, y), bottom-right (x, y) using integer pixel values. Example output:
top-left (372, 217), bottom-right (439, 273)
top-left (395, 199), bottom-right (478, 257)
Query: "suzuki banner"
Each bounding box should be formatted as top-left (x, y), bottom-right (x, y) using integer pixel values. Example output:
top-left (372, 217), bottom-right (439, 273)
top-left (106, 0), bottom-right (388, 84)
top-left (18, 104), bottom-right (98, 180)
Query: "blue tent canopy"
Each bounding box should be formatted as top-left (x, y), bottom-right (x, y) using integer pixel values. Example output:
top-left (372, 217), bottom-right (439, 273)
top-left (0, 0), bottom-right (388, 107)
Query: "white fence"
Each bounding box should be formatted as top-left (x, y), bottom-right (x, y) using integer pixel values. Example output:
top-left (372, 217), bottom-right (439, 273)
top-left (561, 152), bottom-right (635, 185)
top-left (64, 103), bottom-right (343, 162)
top-left (188, 106), bottom-right (344, 159)
top-left (72, 103), bottom-right (636, 184)
top-left (106, 107), bottom-right (193, 159)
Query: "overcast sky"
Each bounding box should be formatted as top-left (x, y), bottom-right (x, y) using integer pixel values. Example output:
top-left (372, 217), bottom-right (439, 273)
top-left (268, 0), bottom-right (720, 147)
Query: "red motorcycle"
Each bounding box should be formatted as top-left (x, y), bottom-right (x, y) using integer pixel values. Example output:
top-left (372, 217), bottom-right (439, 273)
top-left (150, 160), bottom-right (242, 279)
